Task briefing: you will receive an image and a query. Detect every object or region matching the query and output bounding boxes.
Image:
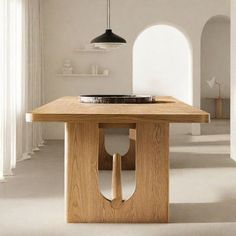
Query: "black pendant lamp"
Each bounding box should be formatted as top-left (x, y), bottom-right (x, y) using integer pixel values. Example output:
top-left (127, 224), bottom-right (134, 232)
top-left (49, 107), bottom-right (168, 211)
top-left (91, 0), bottom-right (127, 49)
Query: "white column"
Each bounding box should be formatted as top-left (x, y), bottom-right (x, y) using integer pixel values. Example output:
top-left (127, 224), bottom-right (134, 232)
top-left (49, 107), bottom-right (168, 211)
top-left (192, 37), bottom-right (201, 135)
top-left (231, 0), bottom-right (236, 161)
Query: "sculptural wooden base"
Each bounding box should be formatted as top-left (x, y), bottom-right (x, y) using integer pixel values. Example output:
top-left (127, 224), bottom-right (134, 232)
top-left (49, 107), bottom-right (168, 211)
top-left (65, 122), bottom-right (169, 223)
top-left (27, 96), bottom-right (209, 223)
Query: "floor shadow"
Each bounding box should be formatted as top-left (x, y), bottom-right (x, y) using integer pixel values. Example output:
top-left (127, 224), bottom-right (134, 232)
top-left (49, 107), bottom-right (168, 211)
top-left (170, 199), bottom-right (236, 223)
top-left (170, 140), bottom-right (230, 147)
top-left (170, 152), bottom-right (236, 169)
top-left (201, 120), bottom-right (230, 135)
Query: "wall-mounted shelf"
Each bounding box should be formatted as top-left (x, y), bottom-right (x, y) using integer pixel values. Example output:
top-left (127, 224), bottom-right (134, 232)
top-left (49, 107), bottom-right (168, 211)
top-left (60, 45), bottom-right (110, 77)
top-left (57, 73), bottom-right (109, 77)
top-left (74, 48), bottom-right (110, 53)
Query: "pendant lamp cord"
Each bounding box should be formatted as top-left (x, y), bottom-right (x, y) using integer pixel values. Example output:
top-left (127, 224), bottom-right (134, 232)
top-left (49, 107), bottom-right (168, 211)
top-left (107, 0), bottom-right (111, 29)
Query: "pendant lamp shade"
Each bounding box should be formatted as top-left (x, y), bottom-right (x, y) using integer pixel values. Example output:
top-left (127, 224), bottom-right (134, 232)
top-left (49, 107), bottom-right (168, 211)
top-left (91, 29), bottom-right (126, 49)
top-left (91, 0), bottom-right (126, 49)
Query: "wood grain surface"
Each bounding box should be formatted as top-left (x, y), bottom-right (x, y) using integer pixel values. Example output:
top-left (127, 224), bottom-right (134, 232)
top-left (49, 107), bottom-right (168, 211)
top-left (26, 96), bottom-right (209, 123)
top-left (65, 122), bottom-right (169, 223)
top-left (111, 153), bottom-right (123, 209)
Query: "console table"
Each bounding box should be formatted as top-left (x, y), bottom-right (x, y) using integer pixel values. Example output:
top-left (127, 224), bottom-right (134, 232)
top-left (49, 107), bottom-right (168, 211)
top-left (204, 97), bottom-right (230, 119)
top-left (26, 96), bottom-right (209, 223)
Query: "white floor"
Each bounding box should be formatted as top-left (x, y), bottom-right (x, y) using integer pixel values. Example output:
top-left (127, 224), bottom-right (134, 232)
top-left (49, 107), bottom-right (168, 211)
top-left (1, 120), bottom-right (236, 236)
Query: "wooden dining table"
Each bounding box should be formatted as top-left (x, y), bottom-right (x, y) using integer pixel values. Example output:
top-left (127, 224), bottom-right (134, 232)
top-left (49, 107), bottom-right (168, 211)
top-left (26, 96), bottom-right (209, 223)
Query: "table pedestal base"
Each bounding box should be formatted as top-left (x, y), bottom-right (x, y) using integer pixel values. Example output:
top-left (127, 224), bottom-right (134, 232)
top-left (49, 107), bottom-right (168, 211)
top-left (65, 122), bottom-right (169, 223)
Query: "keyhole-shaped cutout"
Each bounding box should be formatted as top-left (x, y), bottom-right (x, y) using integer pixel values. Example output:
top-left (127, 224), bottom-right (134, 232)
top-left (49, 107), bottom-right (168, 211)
top-left (99, 126), bottom-right (136, 206)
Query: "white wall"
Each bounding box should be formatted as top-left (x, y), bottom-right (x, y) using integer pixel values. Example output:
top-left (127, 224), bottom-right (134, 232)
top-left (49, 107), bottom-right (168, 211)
top-left (42, 0), bottom-right (230, 139)
top-left (231, 0), bottom-right (236, 161)
top-left (133, 25), bottom-right (192, 104)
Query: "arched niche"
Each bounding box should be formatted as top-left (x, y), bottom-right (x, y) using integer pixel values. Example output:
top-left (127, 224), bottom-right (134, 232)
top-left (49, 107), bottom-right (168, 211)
top-left (133, 24), bottom-right (193, 105)
top-left (201, 15), bottom-right (230, 124)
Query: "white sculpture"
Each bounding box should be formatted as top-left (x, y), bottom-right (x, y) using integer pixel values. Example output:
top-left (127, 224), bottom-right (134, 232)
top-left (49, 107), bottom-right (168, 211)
top-left (206, 76), bottom-right (221, 98)
top-left (62, 59), bottom-right (73, 74)
top-left (103, 69), bottom-right (109, 75)
top-left (91, 65), bottom-right (98, 75)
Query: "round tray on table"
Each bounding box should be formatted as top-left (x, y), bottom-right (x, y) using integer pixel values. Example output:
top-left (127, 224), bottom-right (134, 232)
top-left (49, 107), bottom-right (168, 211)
top-left (79, 95), bottom-right (153, 104)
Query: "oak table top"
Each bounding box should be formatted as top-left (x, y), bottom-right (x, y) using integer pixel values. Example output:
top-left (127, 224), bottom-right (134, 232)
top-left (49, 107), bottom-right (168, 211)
top-left (26, 96), bottom-right (210, 123)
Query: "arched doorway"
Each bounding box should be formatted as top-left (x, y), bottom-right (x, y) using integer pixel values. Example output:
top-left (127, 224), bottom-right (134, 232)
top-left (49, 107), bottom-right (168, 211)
top-left (133, 24), bottom-right (192, 135)
top-left (201, 15), bottom-right (230, 135)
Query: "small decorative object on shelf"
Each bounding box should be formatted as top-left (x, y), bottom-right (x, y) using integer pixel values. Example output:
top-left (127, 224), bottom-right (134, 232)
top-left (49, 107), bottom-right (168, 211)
top-left (62, 59), bottom-right (74, 75)
top-left (56, 72), bottom-right (109, 77)
top-left (103, 69), bottom-right (109, 75)
top-left (57, 60), bottom-right (109, 77)
top-left (91, 65), bottom-right (99, 75)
